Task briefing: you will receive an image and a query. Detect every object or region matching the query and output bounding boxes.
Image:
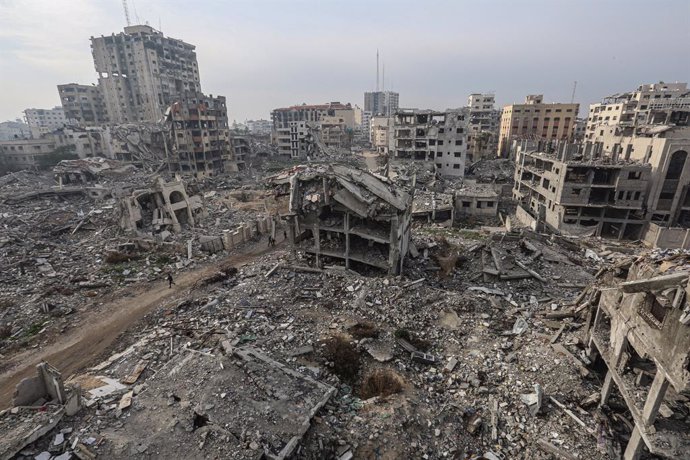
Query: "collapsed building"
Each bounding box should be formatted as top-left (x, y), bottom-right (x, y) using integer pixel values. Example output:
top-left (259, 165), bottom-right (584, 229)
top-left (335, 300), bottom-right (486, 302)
top-left (118, 176), bottom-right (205, 233)
top-left (586, 258), bottom-right (690, 459)
top-left (53, 157), bottom-right (136, 185)
top-left (270, 164), bottom-right (412, 274)
top-left (411, 190), bottom-right (454, 223)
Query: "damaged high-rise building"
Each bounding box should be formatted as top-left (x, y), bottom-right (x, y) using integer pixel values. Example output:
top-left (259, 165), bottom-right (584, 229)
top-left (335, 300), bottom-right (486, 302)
top-left (165, 93), bottom-right (233, 176)
top-left (467, 93), bottom-right (500, 163)
top-left (91, 25), bottom-right (201, 124)
top-left (270, 164), bottom-right (412, 275)
top-left (57, 83), bottom-right (109, 126)
top-left (392, 108), bottom-right (470, 178)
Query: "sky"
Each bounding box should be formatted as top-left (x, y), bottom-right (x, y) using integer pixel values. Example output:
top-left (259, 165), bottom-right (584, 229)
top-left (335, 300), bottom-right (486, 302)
top-left (0, 0), bottom-right (689, 123)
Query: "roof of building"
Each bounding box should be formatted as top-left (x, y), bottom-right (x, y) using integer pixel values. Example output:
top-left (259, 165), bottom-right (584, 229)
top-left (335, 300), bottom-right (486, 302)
top-left (272, 103), bottom-right (352, 112)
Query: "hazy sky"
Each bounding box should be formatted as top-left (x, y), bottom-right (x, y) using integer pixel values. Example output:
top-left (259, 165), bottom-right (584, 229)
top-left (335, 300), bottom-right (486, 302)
top-left (1, 0), bottom-right (689, 123)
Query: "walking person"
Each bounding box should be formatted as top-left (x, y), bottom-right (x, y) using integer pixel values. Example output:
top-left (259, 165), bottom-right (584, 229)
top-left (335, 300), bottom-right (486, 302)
top-left (167, 273), bottom-right (175, 288)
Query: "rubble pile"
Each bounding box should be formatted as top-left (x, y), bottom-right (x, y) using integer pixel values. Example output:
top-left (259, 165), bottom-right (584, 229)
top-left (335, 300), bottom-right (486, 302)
top-left (1, 230), bottom-right (659, 459)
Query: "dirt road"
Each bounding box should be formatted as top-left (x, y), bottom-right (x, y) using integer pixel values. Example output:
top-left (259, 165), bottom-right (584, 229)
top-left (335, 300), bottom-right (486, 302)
top-left (0, 240), bottom-right (280, 407)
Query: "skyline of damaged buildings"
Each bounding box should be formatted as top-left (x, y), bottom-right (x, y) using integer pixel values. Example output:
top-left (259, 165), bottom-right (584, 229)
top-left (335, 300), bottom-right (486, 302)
top-left (514, 82), bottom-right (690, 247)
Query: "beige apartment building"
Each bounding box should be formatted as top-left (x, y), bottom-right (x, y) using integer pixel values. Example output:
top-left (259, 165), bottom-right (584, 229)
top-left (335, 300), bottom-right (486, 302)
top-left (498, 95), bottom-right (579, 157)
top-left (370, 115), bottom-right (393, 154)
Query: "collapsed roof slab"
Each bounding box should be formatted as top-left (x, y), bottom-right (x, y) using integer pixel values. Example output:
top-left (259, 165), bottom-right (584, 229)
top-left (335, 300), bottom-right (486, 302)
top-left (99, 346), bottom-right (334, 459)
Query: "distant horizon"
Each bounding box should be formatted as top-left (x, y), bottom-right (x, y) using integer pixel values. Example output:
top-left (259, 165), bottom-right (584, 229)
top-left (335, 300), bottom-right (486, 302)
top-left (1, 0), bottom-right (688, 123)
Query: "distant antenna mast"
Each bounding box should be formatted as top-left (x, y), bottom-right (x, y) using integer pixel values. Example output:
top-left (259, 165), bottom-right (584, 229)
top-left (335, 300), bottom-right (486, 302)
top-left (122, 0), bottom-right (131, 26)
top-left (382, 63), bottom-right (385, 92)
top-left (571, 81), bottom-right (577, 103)
top-left (376, 50), bottom-right (380, 92)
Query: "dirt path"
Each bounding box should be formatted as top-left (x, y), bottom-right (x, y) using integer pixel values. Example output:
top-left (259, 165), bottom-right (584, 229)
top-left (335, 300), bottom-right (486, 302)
top-left (0, 239), bottom-right (281, 407)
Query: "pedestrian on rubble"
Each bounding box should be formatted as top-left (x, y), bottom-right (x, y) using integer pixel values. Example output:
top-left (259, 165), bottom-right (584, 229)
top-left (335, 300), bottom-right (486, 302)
top-left (283, 229), bottom-right (287, 241)
top-left (167, 273), bottom-right (175, 288)
top-left (268, 235), bottom-right (274, 247)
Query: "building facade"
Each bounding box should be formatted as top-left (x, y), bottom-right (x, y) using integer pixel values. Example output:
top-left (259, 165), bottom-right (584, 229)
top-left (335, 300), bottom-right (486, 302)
top-left (0, 120), bottom-right (31, 141)
top-left (0, 138), bottom-right (59, 170)
top-left (166, 94), bottom-right (231, 176)
top-left (370, 116), bottom-right (393, 154)
top-left (498, 95), bottom-right (579, 157)
top-left (58, 83), bottom-right (109, 126)
top-left (91, 25), bottom-right (201, 124)
top-left (245, 119), bottom-right (272, 135)
top-left (24, 107), bottom-right (68, 138)
top-left (392, 108), bottom-right (469, 178)
top-left (467, 93), bottom-right (500, 163)
top-left (271, 102), bottom-right (355, 159)
top-left (585, 82), bottom-right (689, 141)
top-left (364, 91), bottom-right (399, 116)
top-left (513, 142), bottom-right (652, 240)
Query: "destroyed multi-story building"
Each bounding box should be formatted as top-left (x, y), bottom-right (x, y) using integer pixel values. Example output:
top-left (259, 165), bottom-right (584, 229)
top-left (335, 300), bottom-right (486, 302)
top-left (270, 103), bottom-right (355, 159)
top-left (91, 25), bottom-right (201, 124)
top-left (271, 164), bottom-right (412, 274)
top-left (118, 176), bottom-right (205, 233)
top-left (230, 134), bottom-right (250, 171)
top-left (585, 259), bottom-right (690, 460)
top-left (392, 108), bottom-right (470, 178)
top-left (57, 83), bottom-right (109, 126)
top-left (0, 137), bottom-right (59, 171)
top-left (585, 82), bottom-right (689, 140)
top-left (455, 182), bottom-right (500, 218)
top-left (23, 107), bottom-right (68, 138)
top-left (467, 93), bottom-right (500, 163)
top-left (165, 94), bottom-right (234, 176)
top-left (513, 141), bottom-right (652, 239)
top-left (498, 95), bottom-right (579, 157)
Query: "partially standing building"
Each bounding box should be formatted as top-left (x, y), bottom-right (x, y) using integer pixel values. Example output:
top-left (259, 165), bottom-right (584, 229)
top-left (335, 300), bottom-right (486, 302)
top-left (392, 108), bottom-right (469, 178)
top-left (58, 83), bottom-right (109, 126)
top-left (165, 94), bottom-right (232, 176)
top-left (498, 95), bottom-right (579, 157)
top-left (467, 93), bottom-right (500, 163)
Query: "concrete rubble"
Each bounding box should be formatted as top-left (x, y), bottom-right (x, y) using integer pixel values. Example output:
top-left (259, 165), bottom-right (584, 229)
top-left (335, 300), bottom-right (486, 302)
top-left (1, 154), bottom-right (689, 460)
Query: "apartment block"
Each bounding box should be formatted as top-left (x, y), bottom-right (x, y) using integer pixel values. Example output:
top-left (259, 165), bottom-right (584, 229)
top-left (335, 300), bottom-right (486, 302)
top-left (245, 119), bottom-right (272, 135)
top-left (467, 93), bottom-right (500, 163)
top-left (0, 120), bottom-right (31, 141)
top-left (24, 107), bottom-right (68, 138)
top-left (370, 116), bottom-right (393, 154)
top-left (271, 102), bottom-right (354, 159)
top-left (165, 93), bottom-right (231, 176)
top-left (498, 95), bottom-right (579, 157)
top-left (392, 108), bottom-right (469, 178)
top-left (364, 91), bottom-right (399, 116)
top-left (57, 83), bottom-right (109, 126)
top-left (586, 82), bottom-right (689, 141)
top-left (0, 138), bottom-right (58, 170)
top-left (230, 134), bottom-right (250, 170)
top-left (91, 25), bottom-right (201, 124)
top-left (513, 142), bottom-right (652, 240)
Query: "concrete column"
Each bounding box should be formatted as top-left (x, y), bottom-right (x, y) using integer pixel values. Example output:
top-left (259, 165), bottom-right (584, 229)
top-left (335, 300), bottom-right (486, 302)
top-left (600, 371), bottom-right (615, 406)
top-left (642, 370), bottom-right (670, 427)
top-left (187, 239), bottom-right (193, 260)
top-left (344, 212), bottom-right (350, 269)
top-left (623, 426), bottom-right (643, 460)
top-left (313, 224), bottom-right (321, 267)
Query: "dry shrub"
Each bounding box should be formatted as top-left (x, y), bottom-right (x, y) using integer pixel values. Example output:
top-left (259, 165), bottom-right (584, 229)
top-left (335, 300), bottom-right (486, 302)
top-left (348, 322), bottom-right (379, 339)
top-left (104, 251), bottom-right (139, 264)
top-left (195, 265), bottom-right (238, 288)
top-left (360, 369), bottom-right (404, 399)
top-left (324, 334), bottom-right (360, 382)
top-left (436, 253), bottom-right (460, 277)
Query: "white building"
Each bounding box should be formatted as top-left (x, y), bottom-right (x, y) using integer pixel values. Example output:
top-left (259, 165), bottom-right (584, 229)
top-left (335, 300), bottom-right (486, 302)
top-left (245, 119), bottom-right (272, 135)
top-left (467, 93), bottom-right (500, 163)
top-left (392, 108), bottom-right (469, 178)
top-left (0, 120), bottom-right (31, 141)
top-left (24, 107), bottom-right (67, 138)
top-left (586, 82), bottom-right (689, 142)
